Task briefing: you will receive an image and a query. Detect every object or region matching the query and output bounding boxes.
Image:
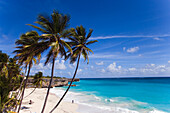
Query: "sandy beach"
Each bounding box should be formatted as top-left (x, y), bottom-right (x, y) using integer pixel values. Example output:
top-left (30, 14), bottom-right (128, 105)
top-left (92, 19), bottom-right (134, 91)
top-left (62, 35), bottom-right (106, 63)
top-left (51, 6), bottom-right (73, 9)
top-left (20, 88), bottom-right (79, 113)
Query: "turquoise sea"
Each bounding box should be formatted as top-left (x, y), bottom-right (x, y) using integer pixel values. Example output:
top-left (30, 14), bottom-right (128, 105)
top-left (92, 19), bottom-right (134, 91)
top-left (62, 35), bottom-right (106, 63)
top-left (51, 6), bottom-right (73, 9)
top-left (50, 77), bottom-right (170, 113)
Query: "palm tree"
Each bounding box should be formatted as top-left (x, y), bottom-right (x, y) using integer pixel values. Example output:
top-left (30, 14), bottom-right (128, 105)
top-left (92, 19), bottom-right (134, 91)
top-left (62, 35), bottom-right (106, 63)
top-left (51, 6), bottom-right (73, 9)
top-left (0, 50), bottom-right (9, 73)
top-left (13, 31), bottom-right (41, 113)
top-left (0, 52), bottom-right (22, 112)
top-left (24, 71), bottom-right (45, 98)
top-left (50, 25), bottom-right (98, 113)
top-left (27, 10), bottom-right (72, 113)
top-left (33, 71), bottom-right (44, 88)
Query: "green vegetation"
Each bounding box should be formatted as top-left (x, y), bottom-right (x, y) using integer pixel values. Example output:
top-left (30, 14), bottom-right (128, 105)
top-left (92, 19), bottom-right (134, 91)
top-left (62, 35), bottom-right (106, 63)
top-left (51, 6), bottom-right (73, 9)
top-left (53, 76), bottom-right (66, 79)
top-left (24, 71), bottom-right (45, 98)
top-left (33, 72), bottom-right (44, 87)
top-left (14, 31), bottom-right (42, 112)
top-left (0, 10), bottom-right (98, 113)
top-left (0, 51), bottom-right (23, 112)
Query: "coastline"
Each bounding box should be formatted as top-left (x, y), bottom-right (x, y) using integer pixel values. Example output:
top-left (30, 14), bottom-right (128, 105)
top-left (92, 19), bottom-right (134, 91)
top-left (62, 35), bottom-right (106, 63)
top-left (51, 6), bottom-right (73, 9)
top-left (50, 83), bottom-right (167, 113)
top-left (20, 84), bottom-right (167, 113)
top-left (20, 88), bottom-right (79, 113)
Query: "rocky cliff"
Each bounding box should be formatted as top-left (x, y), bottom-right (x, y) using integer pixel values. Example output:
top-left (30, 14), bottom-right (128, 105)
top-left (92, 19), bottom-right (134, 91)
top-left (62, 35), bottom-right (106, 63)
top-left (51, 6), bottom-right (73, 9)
top-left (27, 78), bottom-right (80, 88)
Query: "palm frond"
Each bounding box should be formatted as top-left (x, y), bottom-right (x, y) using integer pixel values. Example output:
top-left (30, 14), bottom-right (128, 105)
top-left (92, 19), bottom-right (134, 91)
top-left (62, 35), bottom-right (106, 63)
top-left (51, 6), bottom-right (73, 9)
top-left (27, 24), bottom-right (48, 33)
top-left (86, 40), bottom-right (98, 45)
top-left (86, 29), bottom-right (93, 39)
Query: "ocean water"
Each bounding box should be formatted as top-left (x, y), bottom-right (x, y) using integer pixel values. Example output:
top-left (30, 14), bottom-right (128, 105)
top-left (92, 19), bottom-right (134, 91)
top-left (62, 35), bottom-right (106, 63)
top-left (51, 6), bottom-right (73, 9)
top-left (50, 77), bottom-right (170, 113)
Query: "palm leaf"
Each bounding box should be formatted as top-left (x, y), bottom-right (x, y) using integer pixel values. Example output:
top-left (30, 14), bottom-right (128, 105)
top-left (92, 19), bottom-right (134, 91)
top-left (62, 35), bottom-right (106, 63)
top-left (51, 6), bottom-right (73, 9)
top-left (27, 24), bottom-right (48, 33)
top-left (86, 40), bottom-right (98, 45)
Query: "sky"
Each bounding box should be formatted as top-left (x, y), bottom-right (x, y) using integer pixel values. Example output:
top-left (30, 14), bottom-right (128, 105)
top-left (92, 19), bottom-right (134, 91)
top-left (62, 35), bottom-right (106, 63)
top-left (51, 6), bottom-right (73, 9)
top-left (0, 0), bottom-right (170, 78)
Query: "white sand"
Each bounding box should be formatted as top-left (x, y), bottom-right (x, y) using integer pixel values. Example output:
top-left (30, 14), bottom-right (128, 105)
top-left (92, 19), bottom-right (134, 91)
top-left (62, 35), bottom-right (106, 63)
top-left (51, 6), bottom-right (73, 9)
top-left (20, 88), bottom-right (79, 113)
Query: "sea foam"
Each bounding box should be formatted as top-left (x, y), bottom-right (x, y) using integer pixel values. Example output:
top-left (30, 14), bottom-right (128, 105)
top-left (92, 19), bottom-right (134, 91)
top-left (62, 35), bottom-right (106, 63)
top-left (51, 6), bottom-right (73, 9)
top-left (50, 87), bottom-right (166, 113)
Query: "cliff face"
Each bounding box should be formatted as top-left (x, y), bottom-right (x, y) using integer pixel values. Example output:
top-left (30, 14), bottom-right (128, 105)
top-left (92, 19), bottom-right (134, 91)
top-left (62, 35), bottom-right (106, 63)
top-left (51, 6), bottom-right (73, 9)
top-left (27, 78), bottom-right (80, 88)
top-left (42, 79), bottom-right (69, 88)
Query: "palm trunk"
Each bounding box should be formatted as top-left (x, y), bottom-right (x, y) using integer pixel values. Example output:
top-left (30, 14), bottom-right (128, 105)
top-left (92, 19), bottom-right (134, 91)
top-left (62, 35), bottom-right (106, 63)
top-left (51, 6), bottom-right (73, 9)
top-left (17, 62), bottom-right (32, 113)
top-left (23, 87), bottom-right (36, 98)
top-left (16, 77), bottom-right (25, 98)
top-left (41, 57), bottom-right (55, 113)
top-left (14, 76), bottom-right (25, 112)
top-left (16, 67), bottom-right (27, 100)
top-left (50, 54), bottom-right (81, 113)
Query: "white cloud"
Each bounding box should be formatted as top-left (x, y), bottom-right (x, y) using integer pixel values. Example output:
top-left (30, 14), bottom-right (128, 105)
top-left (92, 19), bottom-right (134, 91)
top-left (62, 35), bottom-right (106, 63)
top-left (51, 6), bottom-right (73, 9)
top-left (30, 63), bottom-right (52, 76)
top-left (153, 37), bottom-right (162, 41)
top-left (68, 72), bottom-right (72, 76)
top-left (138, 54), bottom-right (142, 57)
top-left (89, 54), bottom-right (116, 59)
top-left (69, 62), bottom-right (76, 69)
top-left (90, 34), bottom-right (170, 40)
top-left (55, 60), bottom-right (66, 70)
top-left (128, 68), bottom-right (136, 71)
top-left (33, 63), bottom-right (50, 70)
top-left (127, 47), bottom-right (139, 53)
top-left (78, 69), bottom-right (83, 74)
top-left (168, 61), bottom-right (170, 63)
top-left (106, 61), bottom-right (170, 76)
top-left (123, 47), bottom-right (126, 51)
top-left (101, 69), bottom-right (106, 73)
top-left (35, 63), bottom-right (44, 69)
top-left (2, 34), bottom-right (8, 39)
top-left (96, 61), bottom-right (104, 65)
top-left (73, 63), bottom-right (76, 66)
top-left (139, 64), bottom-right (167, 75)
top-left (69, 64), bottom-right (74, 69)
top-left (107, 62), bottom-right (122, 73)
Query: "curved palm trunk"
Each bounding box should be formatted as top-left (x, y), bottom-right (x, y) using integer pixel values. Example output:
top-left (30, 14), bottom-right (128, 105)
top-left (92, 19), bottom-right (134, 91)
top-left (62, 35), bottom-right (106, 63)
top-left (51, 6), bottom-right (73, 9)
top-left (41, 58), bottom-right (55, 113)
top-left (17, 62), bottom-right (32, 113)
top-left (50, 54), bottom-right (80, 113)
top-left (14, 76), bottom-right (25, 112)
top-left (24, 87), bottom-right (36, 98)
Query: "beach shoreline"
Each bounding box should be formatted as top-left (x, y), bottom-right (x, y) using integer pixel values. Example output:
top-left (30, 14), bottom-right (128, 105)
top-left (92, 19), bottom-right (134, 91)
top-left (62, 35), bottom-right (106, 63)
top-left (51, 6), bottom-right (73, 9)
top-left (20, 88), bottom-right (79, 113)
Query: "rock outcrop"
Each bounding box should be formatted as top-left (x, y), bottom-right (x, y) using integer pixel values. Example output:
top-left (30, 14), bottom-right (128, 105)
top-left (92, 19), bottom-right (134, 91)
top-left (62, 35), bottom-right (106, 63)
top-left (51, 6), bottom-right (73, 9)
top-left (27, 78), bottom-right (79, 88)
top-left (68, 78), bottom-right (80, 82)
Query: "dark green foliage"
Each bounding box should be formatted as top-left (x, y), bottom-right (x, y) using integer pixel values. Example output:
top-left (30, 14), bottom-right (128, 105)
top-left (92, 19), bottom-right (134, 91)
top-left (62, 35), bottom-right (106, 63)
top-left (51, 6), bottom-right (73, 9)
top-left (0, 51), bottom-right (22, 112)
top-left (27, 10), bottom-right (72, 65)
top-left (53, 76), bottom-right (62, 79)
top-left (24, 72), bottom-right (45, 99)
top-left (14, 31), bottom-right (41, 66)
top-left (66, 25), bottom-right (98, 64)
top-left (33, 71), bottom-right (44, 87)
top-left (46, 75), bottom-right (50, 78)
top-left (0, 50), bottom-right (9, 72)
top-left (13, 31), bottom-right (42, 113)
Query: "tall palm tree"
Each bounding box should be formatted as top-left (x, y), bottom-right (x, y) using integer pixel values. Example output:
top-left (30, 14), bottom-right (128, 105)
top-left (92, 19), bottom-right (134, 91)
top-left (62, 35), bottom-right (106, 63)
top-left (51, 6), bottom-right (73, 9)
top-left (50, 25), bottom-right (98, 113)
top-left (13, 31), bottom-right (41, 113)
top-left (27, 10), bottom-right (72, 113)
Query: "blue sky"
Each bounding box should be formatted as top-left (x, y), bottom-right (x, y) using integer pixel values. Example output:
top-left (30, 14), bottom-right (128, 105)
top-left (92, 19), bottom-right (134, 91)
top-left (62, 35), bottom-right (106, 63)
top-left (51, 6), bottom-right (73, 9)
top-left (0, 0), bottom-right (170, 78)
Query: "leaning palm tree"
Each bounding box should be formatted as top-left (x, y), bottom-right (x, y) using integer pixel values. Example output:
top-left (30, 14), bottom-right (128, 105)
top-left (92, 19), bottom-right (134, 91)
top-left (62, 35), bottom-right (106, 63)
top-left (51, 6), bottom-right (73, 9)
top-left (50, 25), bottom-right (98, 113)
top-left (13, 31), bottom-right (41, 113)
top-left (27, 10), bottom-right (72, 113)
top-left (24, 71), bottom-right (45, 98)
